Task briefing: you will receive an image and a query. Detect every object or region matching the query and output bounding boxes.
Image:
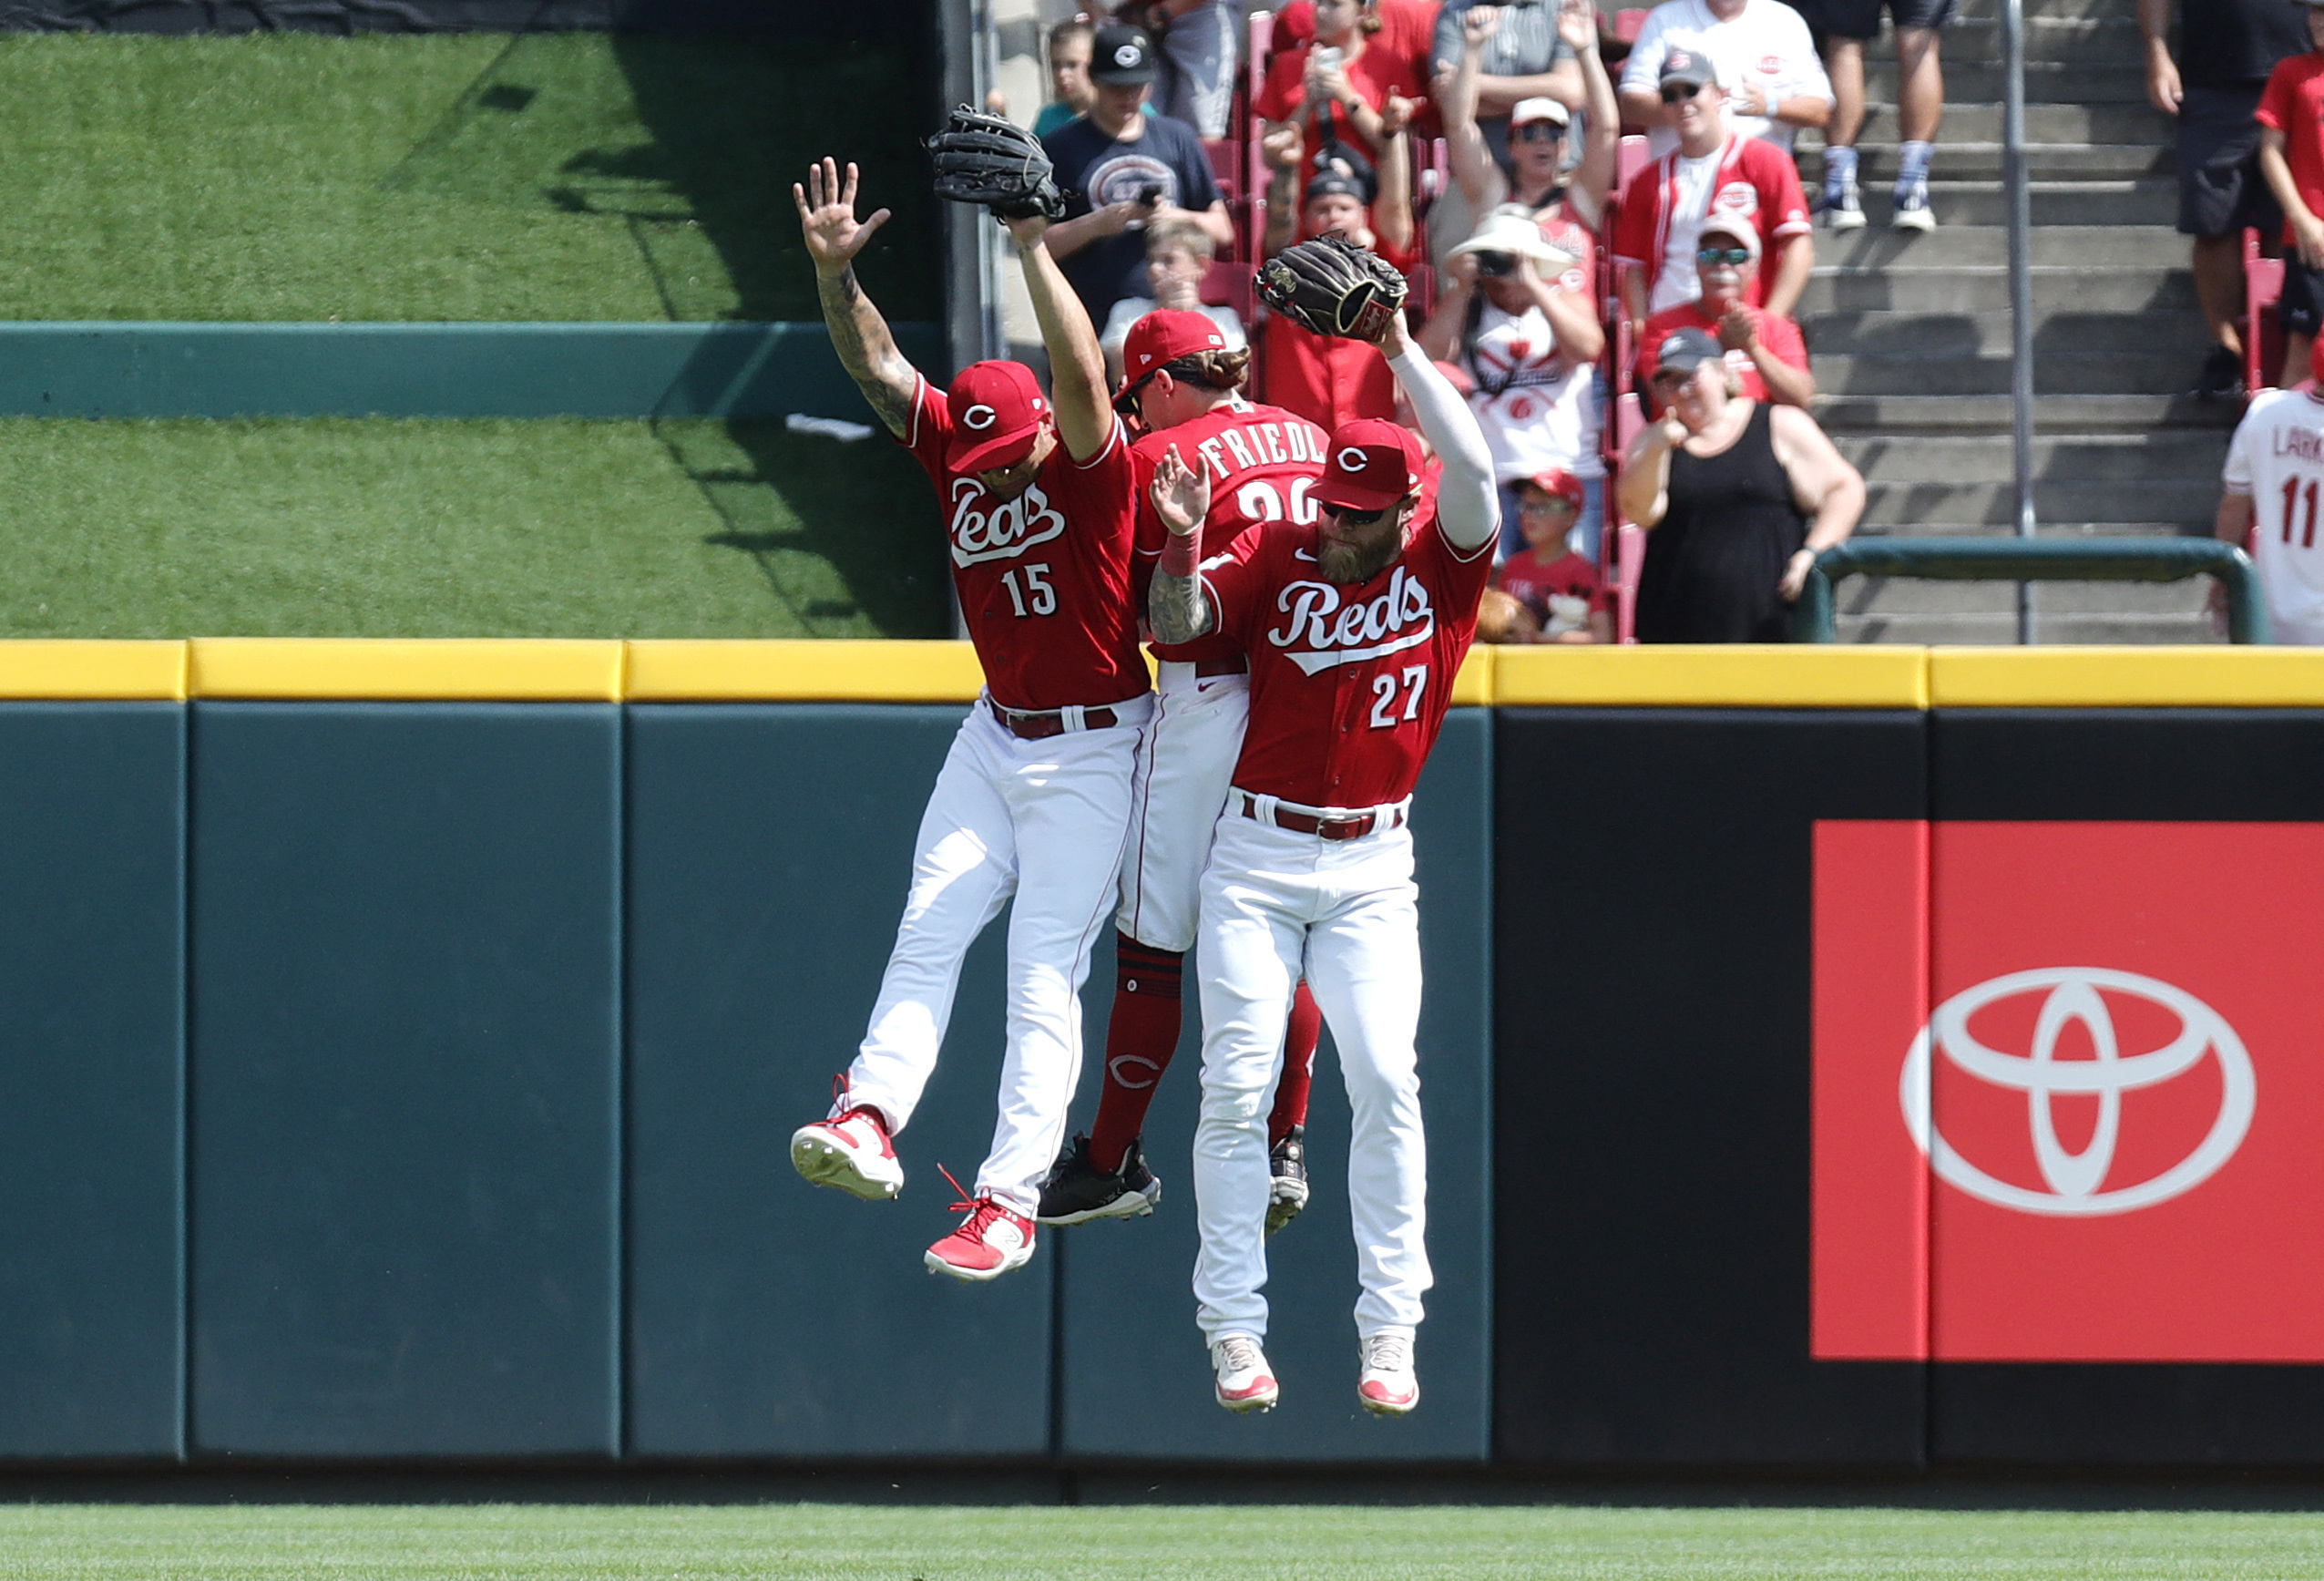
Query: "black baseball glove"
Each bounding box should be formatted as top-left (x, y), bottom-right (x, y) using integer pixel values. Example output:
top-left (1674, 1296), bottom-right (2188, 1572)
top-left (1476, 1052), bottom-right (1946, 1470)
top-left (926, 107), bottom-right (1069, 221)
top-left (1256, 234), bottom-right (1410, 341)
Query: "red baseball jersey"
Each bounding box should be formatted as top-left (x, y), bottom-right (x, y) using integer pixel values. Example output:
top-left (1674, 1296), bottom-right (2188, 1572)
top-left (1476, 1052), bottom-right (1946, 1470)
top-left (2258, 55), bottom-right (2324, 249)
top-left (902, 375), bottom-right (1148, 713)
top-left (1132, 399), bottom-right (1332, 665)
top-left (1203, 506), bottom-right (1492, 809)
top-left (1612, 133), bottom-right (1810, 310)
top-left (1494, 549), bottom-right (1610, 637)
top-left (1636, 301), bottom-right (1809, 404)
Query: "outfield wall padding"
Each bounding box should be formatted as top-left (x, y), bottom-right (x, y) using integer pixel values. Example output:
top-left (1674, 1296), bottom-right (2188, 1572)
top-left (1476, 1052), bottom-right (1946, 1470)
top-left (0, 323), bottom-right (947, 420)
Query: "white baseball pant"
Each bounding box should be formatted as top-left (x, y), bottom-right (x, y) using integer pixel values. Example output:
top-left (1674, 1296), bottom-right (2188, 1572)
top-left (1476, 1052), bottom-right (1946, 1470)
top-left (1115, 662), bottom-right (1249, 952)
top-left (842, 692), bottom-right (1152, 1214)
top-left (1190, 808), bottom-right (1432, 1343)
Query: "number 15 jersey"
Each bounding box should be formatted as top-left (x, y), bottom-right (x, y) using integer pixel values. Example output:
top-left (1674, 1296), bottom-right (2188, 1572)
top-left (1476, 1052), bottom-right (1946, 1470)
top-left (2224, 384), bottom-right (2324, 645)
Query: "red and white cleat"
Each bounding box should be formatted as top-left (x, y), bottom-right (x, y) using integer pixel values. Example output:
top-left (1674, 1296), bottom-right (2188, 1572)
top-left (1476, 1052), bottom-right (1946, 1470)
top-left (1357, 1333), bottom-right (1418, 1416)
top-left (1210, 1334), bottom-right (1280, 1413)
top-left (790, 1081), bottom-right (904, 1201)
top-left (925, 1180), bottom-right (1037, 1281)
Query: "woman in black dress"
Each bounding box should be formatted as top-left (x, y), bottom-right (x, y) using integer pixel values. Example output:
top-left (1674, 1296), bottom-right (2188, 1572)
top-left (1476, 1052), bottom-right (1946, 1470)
top-left (1616, 328), bottom-right (1864, 642)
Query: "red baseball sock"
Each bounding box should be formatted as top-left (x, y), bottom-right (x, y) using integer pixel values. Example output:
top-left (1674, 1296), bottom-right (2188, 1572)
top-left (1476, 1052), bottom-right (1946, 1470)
top-left (1268, 978), bottom-right (1321, 1149)
top-left (1089, 934), bottom-right (1184, 1173)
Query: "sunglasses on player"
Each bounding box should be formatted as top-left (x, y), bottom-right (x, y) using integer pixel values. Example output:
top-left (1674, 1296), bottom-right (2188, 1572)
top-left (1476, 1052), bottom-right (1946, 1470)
top-left (1696, 245), bottom-right (1753, 265)
top-left (1660, 82), bottom-right (1711, 103)
top-left (1319, 499), bottom-right (1394, 526)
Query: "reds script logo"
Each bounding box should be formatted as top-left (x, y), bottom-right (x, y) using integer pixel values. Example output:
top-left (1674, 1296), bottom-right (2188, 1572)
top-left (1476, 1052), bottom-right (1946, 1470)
top-left (1714, 181), bottom-right (1759, 218)
top-left (949, 477), bottom-right (1067, 567)
top-left (1899, 967), bottom-right (2256, 1217)
top-left (1266, 565), bottom-right (1435, 674)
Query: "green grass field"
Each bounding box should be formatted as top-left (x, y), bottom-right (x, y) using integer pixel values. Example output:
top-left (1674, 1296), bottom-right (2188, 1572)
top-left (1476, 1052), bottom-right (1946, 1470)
top-left (1, 1504), bottom-right (2320, 1579)
top-left (0, 416), bottom-right (944, 638)
top-left (0, 31), bottom-right (938, 323)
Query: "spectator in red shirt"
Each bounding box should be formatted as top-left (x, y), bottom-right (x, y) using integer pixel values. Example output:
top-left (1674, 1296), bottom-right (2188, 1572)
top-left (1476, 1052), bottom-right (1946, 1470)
top-left (1635, 212), bottom-right (1814, 411)
top-left (1612, 47), bottom-right (1813, 339)
top-left (1256, 0), bottom-right (1428, 161)
top-left (2257, 0), bottom-right (2324, 388)
top-left (1487, 469), bottom-right (1613, 642)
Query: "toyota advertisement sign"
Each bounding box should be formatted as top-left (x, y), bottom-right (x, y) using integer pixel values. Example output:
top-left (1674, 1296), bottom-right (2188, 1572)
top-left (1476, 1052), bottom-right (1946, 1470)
top-left (1814, 819), bottom-right (2324, 1363)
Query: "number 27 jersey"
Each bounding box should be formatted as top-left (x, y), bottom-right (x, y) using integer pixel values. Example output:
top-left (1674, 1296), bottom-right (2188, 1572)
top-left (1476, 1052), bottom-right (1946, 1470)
top-left (2224, 384), bottom-right (2324, 643)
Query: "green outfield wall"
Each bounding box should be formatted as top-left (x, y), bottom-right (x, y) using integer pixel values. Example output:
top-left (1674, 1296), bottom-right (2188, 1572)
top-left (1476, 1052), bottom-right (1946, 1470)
top-left (0, 642), bottom-right (2321, 1470)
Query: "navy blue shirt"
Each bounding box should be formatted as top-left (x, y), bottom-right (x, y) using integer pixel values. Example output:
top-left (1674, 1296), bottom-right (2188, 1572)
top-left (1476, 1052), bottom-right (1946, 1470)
top-left (1042, 110), bottom-right (1223, 323)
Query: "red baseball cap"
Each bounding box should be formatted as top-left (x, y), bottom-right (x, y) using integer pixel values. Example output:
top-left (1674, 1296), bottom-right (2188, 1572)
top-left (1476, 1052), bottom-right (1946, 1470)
top-left (946, 360), bottom-right (1051, 473)
top-left (1526, 468), bottom-right (1585, 510)
top-left (1114, 309), bottom-right (1234, 409)
top-left (1314, 418), bottom-right (1424, 511)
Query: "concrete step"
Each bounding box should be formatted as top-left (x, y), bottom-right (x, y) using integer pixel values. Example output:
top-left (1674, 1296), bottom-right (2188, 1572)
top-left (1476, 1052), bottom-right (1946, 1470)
top-left (1803, 143), bottom-right (2172, 182)
top-left (1834, 611), bottom-right (2220, 645)
top-left (1885, 180), bottom-right (2175, 228)
top-left (1851, 521), bottom-right (2212, 539)
top-left (1856, 477), bottom-right (2220, 528)
top-left (1804, 308), bottom-right (2210, 360)
top-left (1831, 575), bottom-right (2210, 617)
top-left (1813, 394), bottom-right (2237, 434)
top-left (1909, 15), bottom-right (2148, 67)
top-left (1864, 60), bottom-right (2146, 103)
top-left (1816, 224), bottom-right (2187, 270)
top-left (1956, 0), bottom-right (2155, 24)
top-left (1812, 349), bottom-right (2207, 397)
top-left (1800, 264), bottom-right (2196, 315)
top-left (1853, 102), bottom-right (2177, 146)
top-left (1835, 432), bottom-right (2227, 486)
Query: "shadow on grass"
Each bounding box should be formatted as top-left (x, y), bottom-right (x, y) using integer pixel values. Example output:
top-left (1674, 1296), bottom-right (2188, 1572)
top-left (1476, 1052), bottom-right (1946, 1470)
top-left (655, 417), bottom-right (948, 638)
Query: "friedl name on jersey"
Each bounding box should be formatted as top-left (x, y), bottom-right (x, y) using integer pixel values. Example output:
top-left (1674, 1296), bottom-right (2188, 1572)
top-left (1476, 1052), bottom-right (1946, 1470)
top-left (2273, 426), bottom-right (2324, 463)
top-left (1191, 420), bottom-right (1324, 482)
top-left (1267, 566), bottom-right (1436, 674)
top-left (950, 477), bottom-right (1067, 567)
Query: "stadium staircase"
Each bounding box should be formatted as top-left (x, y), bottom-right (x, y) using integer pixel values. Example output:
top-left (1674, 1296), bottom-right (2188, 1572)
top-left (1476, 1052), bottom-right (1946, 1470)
top-left (1794, 0), bottom-right (2227, 642)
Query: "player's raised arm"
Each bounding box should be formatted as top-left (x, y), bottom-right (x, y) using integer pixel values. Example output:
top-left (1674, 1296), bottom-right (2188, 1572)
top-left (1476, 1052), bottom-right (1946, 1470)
top-left (794, 157), bottom-right (915, 439)
top-left (1147, 444), bottom-right (1217, 645)
top-left (1371, 313), bottom-right (1500, 552)
top-left (1004, 213), bottom-right (1113, 463)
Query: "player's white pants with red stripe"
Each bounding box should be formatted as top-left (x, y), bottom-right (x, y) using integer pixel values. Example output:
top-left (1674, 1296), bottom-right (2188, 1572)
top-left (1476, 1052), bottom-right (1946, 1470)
top-left (844, 693), bottom-right (1152, 1215)
top-left (1190, 812), bottom-right (1431, 1343)
top-left (1115, 665), bottom-right (1248, 952)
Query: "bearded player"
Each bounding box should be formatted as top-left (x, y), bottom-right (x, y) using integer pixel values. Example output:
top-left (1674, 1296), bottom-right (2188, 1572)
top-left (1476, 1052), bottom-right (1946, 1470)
top-left (1037, 308), bottom-right (1330, 1234)
top-left (784, 149), bottom-right (1152, 1282)
top-left (1148, 261), bottom-right (1499, 1416)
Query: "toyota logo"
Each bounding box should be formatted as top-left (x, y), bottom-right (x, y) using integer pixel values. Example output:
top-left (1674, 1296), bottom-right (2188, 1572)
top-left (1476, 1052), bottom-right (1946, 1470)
top-left (1336, 447), bottom-right (1370, 471)
top-left (962, 404), bottom-right (998, 431)
top-left (1899, 968), bottom-right (2255, 1217)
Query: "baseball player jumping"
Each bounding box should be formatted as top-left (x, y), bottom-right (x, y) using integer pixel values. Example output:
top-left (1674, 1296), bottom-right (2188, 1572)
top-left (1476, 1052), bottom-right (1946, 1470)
top-left (1037, 307), bottom-right (1330, 1235)
top-left (784, 149), bottom-right (1152, 1282)
top-left (1147, 243), bottom-right (1500, 1416)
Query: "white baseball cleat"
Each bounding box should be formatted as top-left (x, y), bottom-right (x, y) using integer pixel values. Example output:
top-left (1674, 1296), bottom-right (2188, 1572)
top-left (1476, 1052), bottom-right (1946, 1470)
top-left (1211, 1333), bottom-right (1280, 1413)
top-left (1357, 1333), bottom-right (1419, 1416)
top-left (790, 1089), bottom-right (904, 1201)
top-left (924, 1191), bottom-right (1038, 1281)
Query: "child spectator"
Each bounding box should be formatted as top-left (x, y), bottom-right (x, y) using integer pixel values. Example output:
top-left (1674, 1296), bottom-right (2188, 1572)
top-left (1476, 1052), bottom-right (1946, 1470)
top-left (1042, 25), bottom-right (1235, 328)
top-left (1035, 20), bottom-right (1102, 139)
top-left (1612, 48), bottom-right (1813, 332)
top-left (1634, 213), bottom-right (1814, 410)
top-left (1100, 220), bottom-right (1248, 386)
top-left (1256, 0), bottom-right (1428, 161)
top-left (1435, 0), bottom-right (1618, 270)
top-left (1490, 470), bottom-right (1613, 643)
top-left (2256, 0), bottom-right (2324, 390)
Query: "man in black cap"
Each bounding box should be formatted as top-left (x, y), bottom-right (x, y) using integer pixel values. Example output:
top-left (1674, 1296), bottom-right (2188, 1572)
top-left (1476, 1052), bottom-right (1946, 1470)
top-left (1041, 23), bottom-right (1237, 329)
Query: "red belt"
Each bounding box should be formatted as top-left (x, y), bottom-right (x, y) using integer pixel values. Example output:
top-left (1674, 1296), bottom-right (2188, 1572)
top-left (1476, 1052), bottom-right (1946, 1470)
top-left (987, 697), bottom-right (1120, 741)
top-left (1237, 791), bottom-right (1408, 842)
top-left (1194, 656), bottom-right (1249, 678)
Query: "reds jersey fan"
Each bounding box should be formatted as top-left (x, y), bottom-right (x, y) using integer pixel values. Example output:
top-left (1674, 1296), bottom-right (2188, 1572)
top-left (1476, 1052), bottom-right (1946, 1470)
top-left (1613, 127), bottom-right (1810, 315)
top-left (1035, 308), bottom-right (1335, 1236)
top-left (783, 154), bottom-right (1153, 1289)
top-left (1145, 321), bottom-right (1498, 1420)
top-left (2222, 352), bottom-right (2324, 644)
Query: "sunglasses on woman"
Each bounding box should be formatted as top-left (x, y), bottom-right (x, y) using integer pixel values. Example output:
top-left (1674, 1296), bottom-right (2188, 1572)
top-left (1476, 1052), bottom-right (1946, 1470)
top-left (1512, 122), bottom-right (1563, 142)
top-left (1695, 245), bottom-right (1753, 265)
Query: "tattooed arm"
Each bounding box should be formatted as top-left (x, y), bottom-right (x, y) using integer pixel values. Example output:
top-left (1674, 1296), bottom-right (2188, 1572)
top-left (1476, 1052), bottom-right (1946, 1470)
top-left (1147, 444), bottom-right (1218, 646)
top-left (793, 157), bottom-right (916, 438)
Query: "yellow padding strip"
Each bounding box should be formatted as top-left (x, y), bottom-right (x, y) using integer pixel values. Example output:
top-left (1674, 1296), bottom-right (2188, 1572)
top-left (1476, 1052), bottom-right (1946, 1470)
top-left (626, 640), bottom-right (988, 702)
top-left (0, 641), bottom-right (189, 700)
top-left (1449, 645), bottom-right (1494, 706)
top-left (189, 639), bottom-right (625, 701)
top-left (1495, 643), bottom-right (1930, 709)
top-left (1931, 646), bottom-right (2324, 707)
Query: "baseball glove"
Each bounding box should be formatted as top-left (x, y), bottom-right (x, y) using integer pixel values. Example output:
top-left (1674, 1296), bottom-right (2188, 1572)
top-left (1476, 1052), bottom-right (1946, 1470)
top-left (1256, 234), bottom-right (1409, 341)
top-left (926, 107), bottom-right (1069, 221)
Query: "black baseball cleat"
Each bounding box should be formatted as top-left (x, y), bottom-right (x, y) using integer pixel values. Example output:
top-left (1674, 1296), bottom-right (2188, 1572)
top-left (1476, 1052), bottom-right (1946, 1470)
top-left (2193, 344), bottom-right (2245, 401)
top-left (1265, 1124), bottom-right (1309, 1236)
top-left (1035, 1132), bottom-right (1162, 1225)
